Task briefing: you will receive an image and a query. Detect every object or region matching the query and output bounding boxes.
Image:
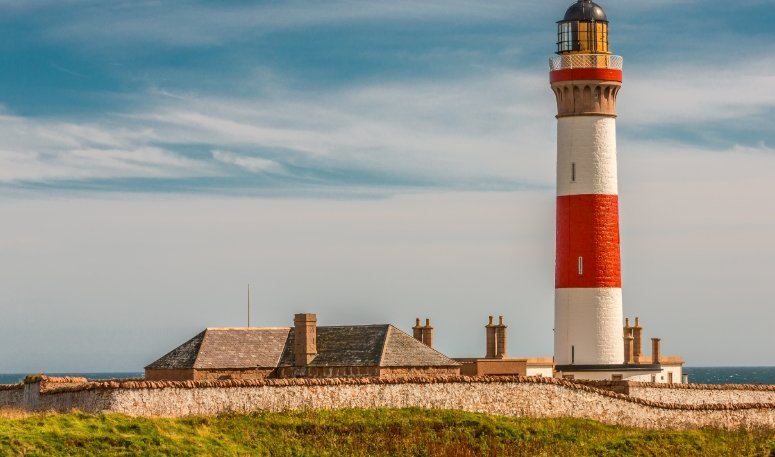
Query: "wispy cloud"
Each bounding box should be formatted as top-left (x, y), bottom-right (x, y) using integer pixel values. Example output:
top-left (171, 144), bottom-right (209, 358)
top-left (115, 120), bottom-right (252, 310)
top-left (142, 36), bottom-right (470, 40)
top-left (0, 70), bottom-right (553, 193)
top-left (0, 114), bottom-right (213, 183)
top-left (212, 150), bottom-right (282, 173)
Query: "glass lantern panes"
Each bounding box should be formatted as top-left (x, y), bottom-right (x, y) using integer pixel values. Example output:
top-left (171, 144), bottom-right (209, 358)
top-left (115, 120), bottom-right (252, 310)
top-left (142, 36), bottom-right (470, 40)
top-left (556, 21), bottom-right (608, 54)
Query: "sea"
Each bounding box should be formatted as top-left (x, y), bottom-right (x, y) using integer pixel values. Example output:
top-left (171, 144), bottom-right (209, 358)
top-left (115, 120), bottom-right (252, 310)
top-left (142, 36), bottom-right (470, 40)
top-left (1, 367), bottom-right (774, 386)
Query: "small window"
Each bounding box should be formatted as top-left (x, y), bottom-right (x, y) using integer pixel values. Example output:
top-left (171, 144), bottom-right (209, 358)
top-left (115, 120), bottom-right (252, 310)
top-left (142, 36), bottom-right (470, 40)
top-left (651, 374), bottom-right (656, 383)
top-left (612, 375), bottom-right (623, 381)
top-left (578, 257), bottom-right (583, 275)
top-left (571, 162), bottom-right (576, 182)
top-left (563, 374), bottom-right (575, 381)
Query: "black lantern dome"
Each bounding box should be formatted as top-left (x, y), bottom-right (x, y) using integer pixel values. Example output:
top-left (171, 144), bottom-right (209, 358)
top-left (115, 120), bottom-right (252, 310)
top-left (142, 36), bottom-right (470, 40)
top-left (563, 0), bottom-right (607, 22)
top-left (556, 0), bottom-right (610, 55)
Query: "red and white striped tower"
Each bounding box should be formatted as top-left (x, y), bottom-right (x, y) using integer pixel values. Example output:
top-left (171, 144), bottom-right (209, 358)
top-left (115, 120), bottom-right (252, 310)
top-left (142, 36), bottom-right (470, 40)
top-left (550, 0), bottom-right (628, 374)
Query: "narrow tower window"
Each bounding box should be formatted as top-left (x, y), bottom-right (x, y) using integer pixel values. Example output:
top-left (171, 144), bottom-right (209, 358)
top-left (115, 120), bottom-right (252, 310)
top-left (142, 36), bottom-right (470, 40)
top-left (571, 162), bottom-right (576, 182)
top-left (578, 256), bottom-right (583, 275)
top-left (571, 346), bottom-right (575, 364)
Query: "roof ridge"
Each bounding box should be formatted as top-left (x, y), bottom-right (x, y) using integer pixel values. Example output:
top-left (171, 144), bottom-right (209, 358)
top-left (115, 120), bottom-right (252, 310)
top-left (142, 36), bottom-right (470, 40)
top-left (377, 326), bottom-right (394, 367)
top-left (193, 328), bottom-right (212, 369)
top-left (317, 324), bottom-right (390, 329)
top-left (205, 327), bottom-right (291, 331)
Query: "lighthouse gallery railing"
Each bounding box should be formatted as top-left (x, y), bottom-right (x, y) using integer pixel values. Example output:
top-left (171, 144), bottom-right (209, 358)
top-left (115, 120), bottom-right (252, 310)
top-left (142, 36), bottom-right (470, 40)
top-left (549, 54), bottom-right (623, 71)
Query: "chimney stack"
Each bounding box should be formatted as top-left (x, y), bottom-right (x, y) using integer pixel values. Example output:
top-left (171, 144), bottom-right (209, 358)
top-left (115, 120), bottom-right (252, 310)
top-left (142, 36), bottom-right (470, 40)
top-left (623, 317), bottom-right (632, 338)
top-left (496, 316), bottom-right (507, 359)
top-left (651, 337), bottom-right (661, 364)
top-left (633, 317), bottom-right (643, 364)
top-left (294, 313), bottom-right (317, 367)
top-left (485, 316), bottom-right (496, 358)
top-left (421, 318), bottom-right (434, 349)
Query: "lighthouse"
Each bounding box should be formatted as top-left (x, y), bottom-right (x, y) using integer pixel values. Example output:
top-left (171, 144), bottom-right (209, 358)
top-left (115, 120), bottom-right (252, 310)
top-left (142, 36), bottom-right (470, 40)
top-left (550, 0), bottom-right (660, 380)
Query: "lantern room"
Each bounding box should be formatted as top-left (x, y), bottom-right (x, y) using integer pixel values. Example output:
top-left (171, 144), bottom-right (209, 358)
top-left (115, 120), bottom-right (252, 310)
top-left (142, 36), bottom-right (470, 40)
top-left (556, 0), bottom-right (609, 55)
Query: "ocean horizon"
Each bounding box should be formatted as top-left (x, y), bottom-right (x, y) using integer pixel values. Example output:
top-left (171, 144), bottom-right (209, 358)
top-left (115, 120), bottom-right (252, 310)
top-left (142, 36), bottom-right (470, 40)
top-left (1, 367), bottom-right (774, 386)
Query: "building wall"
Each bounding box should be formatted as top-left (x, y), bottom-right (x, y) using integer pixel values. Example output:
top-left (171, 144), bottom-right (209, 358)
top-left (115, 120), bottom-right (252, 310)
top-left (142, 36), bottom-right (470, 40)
top-left (379, 367), bottom-right (459, 380)
top-left (458, 360), bottom-right (526, 377)
top-left (194, 368), bottom-right (275, 381)
top-left (657, 364), bottom-right (683, 384)
top-left (21, 377), bottom-right (775, 430)
top-left (275, 366), bottom-right (380, 379)
top-left (525, 365), bottom-right (554, 378)
top-left (145, 369), bottom-right (195, 381)
top-left (557, 371), bottom-right (657, 382)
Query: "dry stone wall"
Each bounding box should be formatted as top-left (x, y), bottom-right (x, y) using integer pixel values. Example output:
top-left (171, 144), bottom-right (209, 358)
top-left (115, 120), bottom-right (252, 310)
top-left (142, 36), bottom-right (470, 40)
top-left (628, 384), bottom-right (775, 405)
top-left (586, 381), bottom-right (775, 405)
top-left (0, 385), bottom-right (23, 408)
top-left (12, 376), bottom-right (774, 430)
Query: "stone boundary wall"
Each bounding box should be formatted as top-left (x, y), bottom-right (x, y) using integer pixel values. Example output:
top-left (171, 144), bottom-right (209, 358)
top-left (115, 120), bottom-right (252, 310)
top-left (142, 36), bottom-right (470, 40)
top-left (3, 376), bottom-right (770, 430)
top-left (584, 381), bottom-right (775, 405)
top-left (0, 384), bottom-right (23, 408)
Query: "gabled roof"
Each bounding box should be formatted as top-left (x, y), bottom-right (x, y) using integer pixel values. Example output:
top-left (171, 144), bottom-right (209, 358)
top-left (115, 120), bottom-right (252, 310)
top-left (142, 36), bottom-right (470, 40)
top-left (146, 324), bottom-right (459, 370)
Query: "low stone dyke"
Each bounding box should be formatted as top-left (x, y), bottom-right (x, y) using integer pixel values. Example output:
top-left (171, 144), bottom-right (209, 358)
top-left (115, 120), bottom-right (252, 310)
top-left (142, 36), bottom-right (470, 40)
top-left (4, 376), bottom-right (774, 430)
top-left (0, 384), bottom-right (23, 408)
top-left (586, 381), bottom-right (775, 405)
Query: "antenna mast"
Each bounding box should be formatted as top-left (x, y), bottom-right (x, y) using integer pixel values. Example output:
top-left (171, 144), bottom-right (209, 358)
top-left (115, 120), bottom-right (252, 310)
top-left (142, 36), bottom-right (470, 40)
top-left (247, 283), bottom-right (251, 328)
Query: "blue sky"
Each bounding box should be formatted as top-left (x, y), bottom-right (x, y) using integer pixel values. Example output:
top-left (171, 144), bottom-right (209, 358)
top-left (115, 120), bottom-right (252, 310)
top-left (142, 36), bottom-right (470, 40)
top-left (1, 0), bottom-right (774, 372)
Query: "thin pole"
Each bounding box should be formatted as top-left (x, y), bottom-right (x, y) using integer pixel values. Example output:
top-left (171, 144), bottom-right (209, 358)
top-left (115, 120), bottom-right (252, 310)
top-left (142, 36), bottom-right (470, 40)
top-left (247, 283), bottom-right (251, 328)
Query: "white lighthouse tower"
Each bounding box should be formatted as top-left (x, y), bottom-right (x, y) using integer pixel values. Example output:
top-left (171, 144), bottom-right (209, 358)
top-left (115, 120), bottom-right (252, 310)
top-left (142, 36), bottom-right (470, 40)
top-left (549, 0), bottom-right (660, 380)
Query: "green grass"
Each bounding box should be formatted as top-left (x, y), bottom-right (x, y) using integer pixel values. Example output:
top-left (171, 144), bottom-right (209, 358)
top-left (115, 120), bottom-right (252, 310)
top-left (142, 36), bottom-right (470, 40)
top-left (0, 408), bottom-right (773, 456)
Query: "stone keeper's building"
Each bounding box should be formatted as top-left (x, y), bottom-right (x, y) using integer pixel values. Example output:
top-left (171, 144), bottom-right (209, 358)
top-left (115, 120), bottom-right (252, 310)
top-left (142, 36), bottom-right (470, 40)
top-left (145, 313), bottom-right (460, 381)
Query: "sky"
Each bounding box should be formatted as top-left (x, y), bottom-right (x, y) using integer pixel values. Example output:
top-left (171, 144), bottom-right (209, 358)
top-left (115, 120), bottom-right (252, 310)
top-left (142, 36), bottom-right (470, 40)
top-left (1, 0), bottom-right (774, 372)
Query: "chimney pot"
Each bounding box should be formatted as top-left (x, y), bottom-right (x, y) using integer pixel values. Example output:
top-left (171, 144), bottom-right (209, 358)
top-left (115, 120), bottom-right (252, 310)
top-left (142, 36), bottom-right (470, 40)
top-left (651, 337), bottom-right (661, 365)
top-left (495, 316), bottom-right (507, 359)
top-left (412, 318), bottom-right (423, 343)
top-left (421, 318), bottom-right (434, 349)
top-left (485, 316), bottom-right (496, 358)
top-left (624, 335), bottom-right (634, 365)
top-left (632, 318), bottom-right (643, 364)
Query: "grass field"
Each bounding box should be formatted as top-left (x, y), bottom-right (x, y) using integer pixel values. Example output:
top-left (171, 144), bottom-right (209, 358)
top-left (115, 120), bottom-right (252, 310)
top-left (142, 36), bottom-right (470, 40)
top-left (1, 408), bottom-right (773, 456)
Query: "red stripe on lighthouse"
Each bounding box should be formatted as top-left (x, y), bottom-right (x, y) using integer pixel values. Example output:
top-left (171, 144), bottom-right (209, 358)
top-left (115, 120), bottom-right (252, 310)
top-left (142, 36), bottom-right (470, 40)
top-left (556, 194), bottom-right (621, 289)
top-left (550, 68), bottom-right (622, 84)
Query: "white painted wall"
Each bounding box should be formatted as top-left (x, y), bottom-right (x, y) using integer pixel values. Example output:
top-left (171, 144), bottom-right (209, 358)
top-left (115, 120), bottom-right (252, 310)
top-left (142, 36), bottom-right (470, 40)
top-left (557, 116), bottom-right (618, 197)
top-left (554, 288), bottom-right (624, 365)
top-left (656, 364), bottom-right (684, 384)
top-left (556, 370), bottom-right (659, 382)
top-left (526, 366), bottom-right (554, 378)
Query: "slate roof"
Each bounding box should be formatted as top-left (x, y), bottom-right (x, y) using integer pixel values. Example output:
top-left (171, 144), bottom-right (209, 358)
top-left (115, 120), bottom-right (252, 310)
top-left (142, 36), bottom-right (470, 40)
top-left (381, 326), bottom-right (460, 367)
top-left (195, 328), bottom-right (291, 369)
top-left (145, 328), bottom-right (291, 370)
top-left (277, 325), bottom-right (389, 367)
top-left (146, 324), bottom-right (459, 370)
top-left (145, 330), bottom-right (205, 370)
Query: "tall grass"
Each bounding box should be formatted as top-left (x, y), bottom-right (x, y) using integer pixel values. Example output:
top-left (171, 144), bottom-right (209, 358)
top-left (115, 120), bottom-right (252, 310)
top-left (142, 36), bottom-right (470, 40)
top-left (0, 408), bottom-right (773, 456)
